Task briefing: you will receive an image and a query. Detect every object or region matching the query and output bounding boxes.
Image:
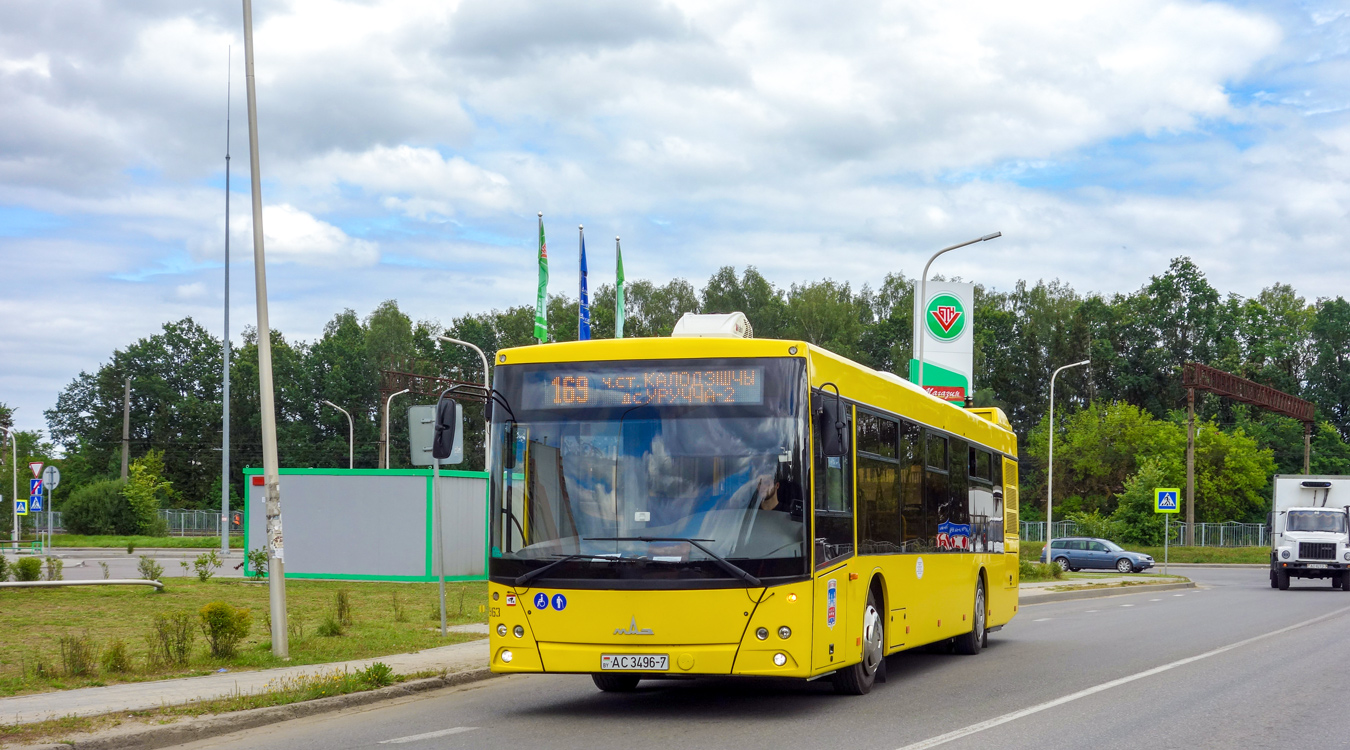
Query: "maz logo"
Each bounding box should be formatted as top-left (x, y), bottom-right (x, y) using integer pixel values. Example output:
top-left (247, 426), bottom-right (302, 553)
top-left (614, 617), bottom-right (654, 636)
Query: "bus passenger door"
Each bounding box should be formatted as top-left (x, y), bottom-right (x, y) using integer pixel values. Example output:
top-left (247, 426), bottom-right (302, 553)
top-left (814, 565), bottom-right (848, 671)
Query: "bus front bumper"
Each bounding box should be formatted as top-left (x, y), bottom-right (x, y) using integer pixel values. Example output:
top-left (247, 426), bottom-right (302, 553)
top-left (491, 641), bottom-right (808, 678)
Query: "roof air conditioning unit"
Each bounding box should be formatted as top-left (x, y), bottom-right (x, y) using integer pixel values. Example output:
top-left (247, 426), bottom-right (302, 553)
top-left (671, 312), bottom-right (754, 339)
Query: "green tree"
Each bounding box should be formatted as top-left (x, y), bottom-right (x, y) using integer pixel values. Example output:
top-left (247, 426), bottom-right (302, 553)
top-left (1111, 459), bottom-right (1175, 545)
top-left (1308, 297), bottom-right (1350, 439)
top-left (123, 450), bottom-right (172, 535)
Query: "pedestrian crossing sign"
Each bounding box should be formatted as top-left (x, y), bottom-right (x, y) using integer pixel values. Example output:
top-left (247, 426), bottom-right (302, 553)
top-left (1154, 488), bottom-right (1181, 514)
top-left (15, 499), bottom-right (27, 516)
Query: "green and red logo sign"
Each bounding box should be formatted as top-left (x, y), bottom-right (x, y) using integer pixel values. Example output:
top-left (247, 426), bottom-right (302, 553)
top-left (925, 293), bottom-right (966, 341)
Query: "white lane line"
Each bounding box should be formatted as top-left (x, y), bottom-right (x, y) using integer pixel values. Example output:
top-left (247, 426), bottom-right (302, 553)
top-left (1149, 599), bottom-right (1161, 602)
top-left (892, 605), bottom-right (1350, 750)
top-left (380, 727), bottom-right (478, 744)
top-left (1085, 610), bottom-right (1099, 613)
top-left (1120, 604), bottom-right (1134, 607)
top-left (1173, 594), bottom-right (1185, 597)
top-left (1033, 618), bottom-right (1051, 622)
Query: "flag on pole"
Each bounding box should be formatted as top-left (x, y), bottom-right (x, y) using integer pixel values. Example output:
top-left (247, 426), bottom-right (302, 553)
top-left (615, 236), bottom-right (625, 339)
top-left (534, 212), bottom-right (548, 343)
top-left (578, 225), bottom-right (591, 340)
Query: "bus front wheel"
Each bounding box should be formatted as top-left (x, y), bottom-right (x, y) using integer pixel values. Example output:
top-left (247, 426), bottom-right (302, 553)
top-left (953, 580), bottom-right (986, 656)
top-left (592, 673), bottom-right (640, 692)
top-left (832, 589), bottom-right (884, 695)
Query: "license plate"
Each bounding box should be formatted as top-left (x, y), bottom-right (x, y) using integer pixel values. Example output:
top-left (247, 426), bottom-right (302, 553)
top-left (1307, 563), bottom-right (1328, 569)
top-left (600, 654), bottom-right (668, 671)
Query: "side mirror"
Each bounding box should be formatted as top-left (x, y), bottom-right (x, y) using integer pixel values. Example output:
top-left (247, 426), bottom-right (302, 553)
top-left (432, 398), bottom-right (460, 460)
top-left (817, 398), bottom-right (847, 458)
top-left (502, 422), bottom-right (518, 470)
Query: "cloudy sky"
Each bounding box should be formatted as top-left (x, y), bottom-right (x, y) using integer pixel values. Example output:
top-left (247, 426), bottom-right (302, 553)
top-left (1, 0), bottom-right (1347, 433)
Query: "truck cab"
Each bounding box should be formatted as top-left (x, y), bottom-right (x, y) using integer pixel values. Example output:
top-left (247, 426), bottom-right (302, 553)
top-left (1270, 476), bottom-right (1350, 591)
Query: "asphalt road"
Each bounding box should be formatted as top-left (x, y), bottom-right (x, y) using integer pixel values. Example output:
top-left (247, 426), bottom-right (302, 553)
top-left (27, 548), bottom-right (246, 580)
top-left (175, 568), bottom-right (1350, 750)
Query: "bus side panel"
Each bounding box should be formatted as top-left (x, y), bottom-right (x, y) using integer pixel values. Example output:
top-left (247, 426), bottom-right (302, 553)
top-left (991, 459), bottom-right (1020, 628)
top-left (812, 563), bottom-right (849, 673)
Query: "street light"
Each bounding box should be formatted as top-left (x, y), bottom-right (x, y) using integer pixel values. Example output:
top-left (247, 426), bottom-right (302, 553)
top-left (437, 336), bottom-right (490, 468)
top-left (2, 427), bottom-right (16, 543)
top-left (383, 388), bottom-right (410, 468)
top-left (916, 232), bottom-right (1001, 390)
top-left (1045, 359), bottom-right (1090, 567)
top-left (321, 400), bottom-right (354, 469)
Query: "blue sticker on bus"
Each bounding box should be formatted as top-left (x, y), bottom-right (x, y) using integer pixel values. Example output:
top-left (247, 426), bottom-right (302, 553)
top-left (552, 593), bottom-right (567, 611)
top-left (534, 592), bottom-right (549, 610)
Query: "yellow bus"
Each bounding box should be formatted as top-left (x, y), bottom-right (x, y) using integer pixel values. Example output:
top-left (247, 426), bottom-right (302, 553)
top-left (485, 321), bottom-right (1019, 694)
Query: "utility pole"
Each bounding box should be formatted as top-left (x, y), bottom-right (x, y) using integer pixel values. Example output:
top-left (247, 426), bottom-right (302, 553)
top-left (121, 377), bottom-right (131, 480)
top-left (1185, 387), bottom-right (1195, 546)
top-left (222, 46), bottom-right (233, 558)
top-left (243, 0), bottom-right (288, 658)
top-left (4, 427), bottom-right (16, 543)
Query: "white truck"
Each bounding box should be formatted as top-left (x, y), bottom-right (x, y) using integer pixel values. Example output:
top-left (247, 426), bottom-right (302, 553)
top-left (1270, 475), bottom-right (1350, 591)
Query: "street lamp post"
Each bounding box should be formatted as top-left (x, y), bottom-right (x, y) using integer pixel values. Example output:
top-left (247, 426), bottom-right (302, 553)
top-left (2, 427), bottom-right (16, 542)
top-left (916, 232), bottom-right (1001, 390)
top-left (1045, 359), bottom-right (1090, 568)
top-left (437, 336), bottom-right (491, 468)
top-left (321, 400), bottom-right (354, 470)
top-left (383, 388), bottom-right (410, 469)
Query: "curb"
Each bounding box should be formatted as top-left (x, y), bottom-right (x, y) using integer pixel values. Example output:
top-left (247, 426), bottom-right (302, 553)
top-left (1021, 580), bottom-right (1196, 604)
top-left (20, 668), bottom-right (496, 750)
top-left (1153, 563), bottom-right (1265, 569)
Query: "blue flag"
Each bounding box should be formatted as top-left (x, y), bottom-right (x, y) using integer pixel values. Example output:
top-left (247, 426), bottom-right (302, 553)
top-left (578, 225), bottom-right (591, 340)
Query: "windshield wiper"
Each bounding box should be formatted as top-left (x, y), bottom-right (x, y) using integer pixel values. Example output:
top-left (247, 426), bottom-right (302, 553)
top-left (513, 554), bottom-right (637, 587)
top-left (585, 536), bottom-right (763, 588)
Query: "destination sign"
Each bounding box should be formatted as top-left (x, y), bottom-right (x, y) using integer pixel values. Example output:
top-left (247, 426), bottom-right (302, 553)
top-left (522, 366), bottom-right (764, 409)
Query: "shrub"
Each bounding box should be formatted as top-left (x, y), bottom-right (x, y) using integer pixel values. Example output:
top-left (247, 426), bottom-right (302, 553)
top-left (98, 561), bottom-right (110, 579)
top-left (59, 633), bottom-right (97, 677)
top-left (14, 557), bottom-right (42, 581)
top-left (391, 593), bottom-right (407, 622)
top-left (0, 553), bottom-right (10, 582)
top-left (124, 450), bottom-right (173, 536)
top-left (360, 662), bottom-right (394, 688)
top-left (101, 638), bottom-right (132, 673)
top-left (61, 478), bottom-right (134, 536)
top-left (137, 555), bottom-right (164, 581)
top-left (43, 556), bottom-right (64, 581)
top-left (148, 610), bottom-right (196, 666)
top-left (193, 550), bottom-right (222, 582)
top-left (245, 548), bottom-right (268, 577)
top-left (199, 601), bottom-right (252, 658)
top-left (336, 590), bottom-right (352, 626)
top-left (126, 541), bottom-right (135, 555)
top-left (316, 614), bottom-right (344, 637)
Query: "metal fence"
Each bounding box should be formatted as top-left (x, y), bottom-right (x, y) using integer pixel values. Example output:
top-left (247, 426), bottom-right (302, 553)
top-left (1020, 520), bottom-right (1268, 547)
top-left (46, 509), bottom-right (244, 537)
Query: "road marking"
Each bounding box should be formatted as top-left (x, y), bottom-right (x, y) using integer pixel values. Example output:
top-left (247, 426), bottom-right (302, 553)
top-left (1120, 604), bottom-right (1134, 607)
top-left (1149, 599), bottom-right (1161, 602)
top-left (380, 727), bottom-right (477, 744)
top-left (1173, 594), bottom-right (1185, 597)
top-left (1085, 609), bottom-right (1099, 613)
top-left (892, 605), bottom-right (1350, 750)
top-left (1033, 618), bottom-right (1051, 622)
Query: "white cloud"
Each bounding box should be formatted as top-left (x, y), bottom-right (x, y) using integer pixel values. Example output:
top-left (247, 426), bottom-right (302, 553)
top-left (239, 204), bottom-right (379, 268)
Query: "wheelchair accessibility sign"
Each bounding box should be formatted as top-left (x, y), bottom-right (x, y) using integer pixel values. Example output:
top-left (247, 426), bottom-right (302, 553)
top-left (1154, 488), bottom-right (1181, 514)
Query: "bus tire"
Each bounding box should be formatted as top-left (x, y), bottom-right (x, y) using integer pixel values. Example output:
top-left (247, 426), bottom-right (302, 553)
top-left (832, 589), bottom-right (883, 695)
top-left (591, 673), bottom-right (640, 692)
top-left (953, 579), bottom-right (986, 656)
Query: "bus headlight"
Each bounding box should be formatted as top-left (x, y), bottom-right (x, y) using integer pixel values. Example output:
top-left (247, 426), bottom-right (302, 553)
top-left (773, 653), bottom-right (787, 666)
top-left (497, 624), bottom-right (507, 637)
top-left (514, 625), bottom-right (525, 638)
top-left (501, 650), bottom-right (513, 663)
top-left (778, 626), bottom-right (791, 639)
top-left (756, 627), bottom-right (769, 640)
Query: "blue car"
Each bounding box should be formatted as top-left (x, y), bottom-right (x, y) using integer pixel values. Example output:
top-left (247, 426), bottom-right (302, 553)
top-left (1040, 537), bottom-right (1155, 573)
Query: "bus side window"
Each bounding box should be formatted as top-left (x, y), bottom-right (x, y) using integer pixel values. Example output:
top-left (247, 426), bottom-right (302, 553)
top-left (857, 411), bottom-right (901, 554)
top-left (947, 438), bottom-right (970, 552)
top-left (922, 431), bottom-right (948, 550)
top-left (814, 393), bottom-right (853, 567)
top-left (899, 420), bottom-right (922, 552)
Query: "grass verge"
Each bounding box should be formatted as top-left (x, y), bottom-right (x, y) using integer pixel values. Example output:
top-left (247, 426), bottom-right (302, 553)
top-left (1020, 542), bottom-right (1267, 565)
top-left (0, 662), bottom-right (430, 747)
top-left (52, 534), bottom-right (245, 549)
top-left (0, 578), bottom-right (487, 697)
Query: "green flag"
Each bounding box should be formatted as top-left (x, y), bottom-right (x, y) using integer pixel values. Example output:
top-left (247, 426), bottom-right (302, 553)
top-left (534, 213), bottom-right (548, 343)
top-left (615, 236), bottom-right (625, 339)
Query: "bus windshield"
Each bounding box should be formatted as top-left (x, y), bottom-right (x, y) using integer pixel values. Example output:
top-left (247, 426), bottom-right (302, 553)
top-left (1286, 510), bottom-right (1348, 534)
top-left (488, 358), bottom-right (809, 584)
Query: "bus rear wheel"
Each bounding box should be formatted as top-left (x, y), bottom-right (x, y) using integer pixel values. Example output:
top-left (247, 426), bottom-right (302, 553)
top-left (953, 580), bottom-right (986, 656)
top-left (832, 589), bottom-right (883, 695)
top-left (591, 673), bottom-right (641, 692)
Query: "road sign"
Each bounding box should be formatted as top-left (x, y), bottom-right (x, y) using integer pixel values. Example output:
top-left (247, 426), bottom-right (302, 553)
top-left (28, 461), bottom-right (43, 479)
top-left (30, 478), bottom-right (42, 496)
top-left (1154, 488), bottom-right (1181, 514)
top-left (15, 499), bottom-right (27, 515)
top-left (42, 465), bottom-right (60, 489)
top-left (29, 493), bottom-right (43, 512)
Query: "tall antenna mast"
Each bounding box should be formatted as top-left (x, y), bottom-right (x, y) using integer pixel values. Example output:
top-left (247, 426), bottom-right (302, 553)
top-left (221, 46), bottom-right (231, 558)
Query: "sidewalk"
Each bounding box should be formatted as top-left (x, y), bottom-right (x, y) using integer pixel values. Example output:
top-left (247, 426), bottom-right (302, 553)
top-left (0, 636), bottom-right (488, 726)
top-left (1020, 574), bottom-right (1195, 603)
